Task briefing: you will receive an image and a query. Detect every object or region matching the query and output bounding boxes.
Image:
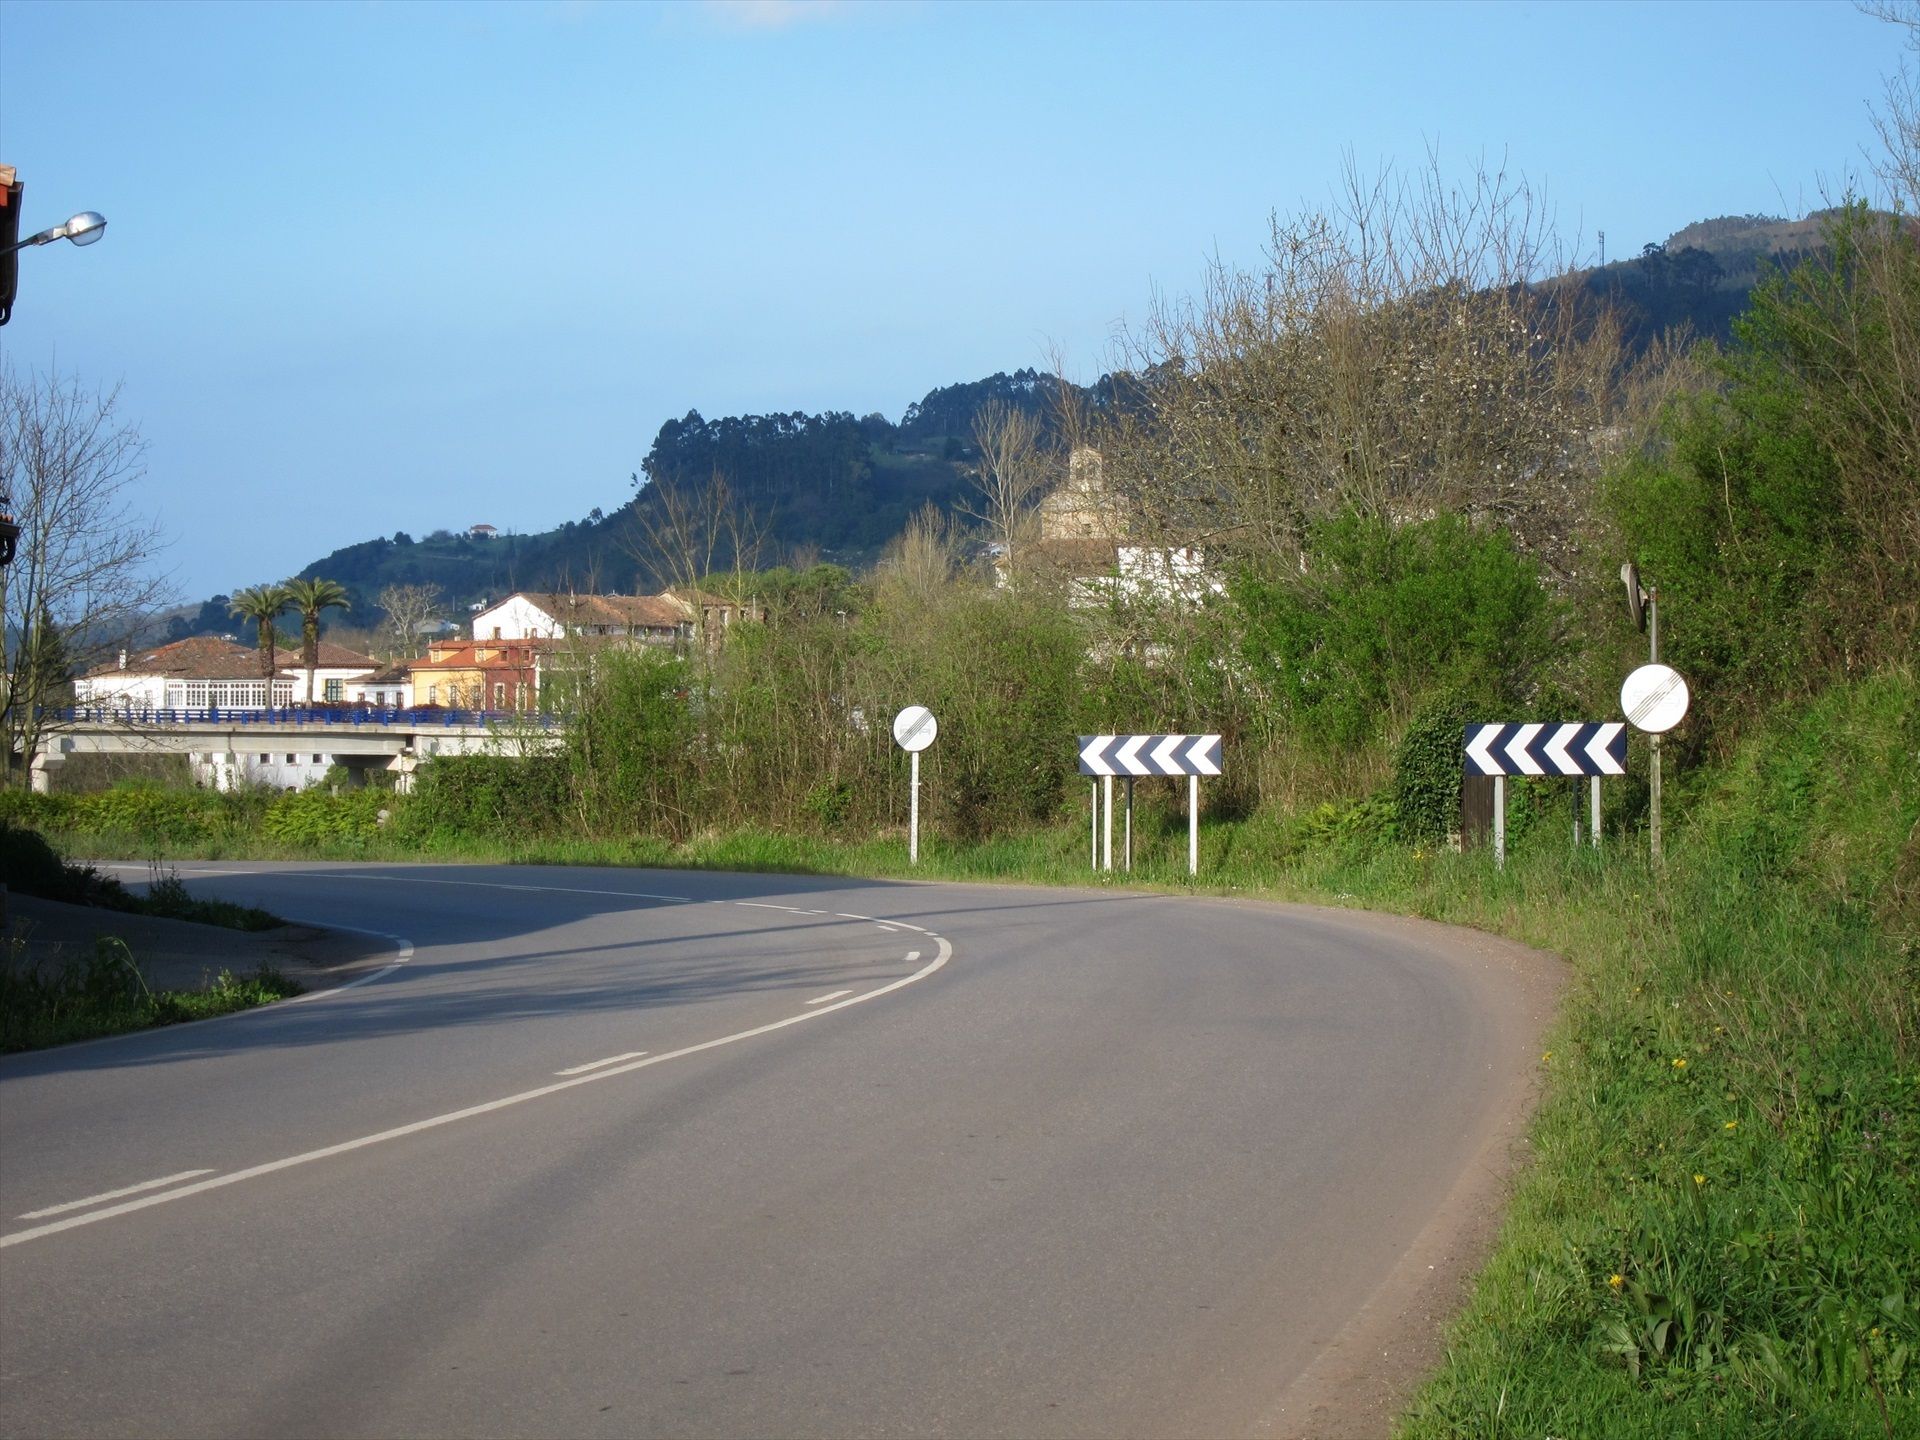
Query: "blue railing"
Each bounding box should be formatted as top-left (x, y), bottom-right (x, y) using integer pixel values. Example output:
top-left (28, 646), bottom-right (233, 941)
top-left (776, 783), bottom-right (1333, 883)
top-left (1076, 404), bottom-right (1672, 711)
top-left (46, 705), bottom-right (564, 729)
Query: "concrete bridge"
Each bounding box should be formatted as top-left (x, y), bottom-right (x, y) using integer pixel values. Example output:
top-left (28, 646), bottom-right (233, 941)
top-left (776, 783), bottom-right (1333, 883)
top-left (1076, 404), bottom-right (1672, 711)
top-left (31, 706), bottom-right (564, 793)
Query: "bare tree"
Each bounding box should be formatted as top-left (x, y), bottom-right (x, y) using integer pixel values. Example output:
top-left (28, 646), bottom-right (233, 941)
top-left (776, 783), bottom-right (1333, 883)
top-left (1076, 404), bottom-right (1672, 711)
top-left (961, 398), bottom-right (1048, 582)
top-left (872, 504), bottom-right (959, 614)
top-left (1, 364), bottom-right (169, 782)
top-left (1094, 154), bottom-right (1628, 585)
top-left (620, 470), bottom-right (767, 647)
top-left (376, 582), bottom-right (443, 660)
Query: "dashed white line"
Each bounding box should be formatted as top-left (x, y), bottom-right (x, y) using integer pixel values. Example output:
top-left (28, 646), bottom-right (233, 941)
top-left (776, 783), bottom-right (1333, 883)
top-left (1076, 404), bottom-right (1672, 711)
top-left (1, 938), bottom-right (952, 1250)
top-left (18, 1170), bottom-right (215, 1220)
top-left (555, 1051), bottom-right (648, 1076)
top-left (805, 990), bottom-right (853, 1005)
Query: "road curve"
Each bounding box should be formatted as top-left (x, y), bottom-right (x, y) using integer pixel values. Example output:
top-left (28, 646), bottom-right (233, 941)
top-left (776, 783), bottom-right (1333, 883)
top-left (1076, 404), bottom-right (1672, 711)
top-left (0, 863), bottom-right (1559, 1439)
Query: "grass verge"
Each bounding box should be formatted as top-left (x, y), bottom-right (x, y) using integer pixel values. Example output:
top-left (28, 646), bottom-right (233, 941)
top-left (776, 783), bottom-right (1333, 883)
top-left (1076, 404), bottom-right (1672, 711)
top-left (0, 936), bottom-right (304, 1053)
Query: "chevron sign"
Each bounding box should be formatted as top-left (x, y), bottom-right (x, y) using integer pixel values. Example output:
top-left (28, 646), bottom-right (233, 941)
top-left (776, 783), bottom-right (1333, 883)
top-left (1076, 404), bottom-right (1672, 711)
top-left (1079, 733), bottom-right (1223, 777)
top-left (1464, 722), bottom-right (1627, 777)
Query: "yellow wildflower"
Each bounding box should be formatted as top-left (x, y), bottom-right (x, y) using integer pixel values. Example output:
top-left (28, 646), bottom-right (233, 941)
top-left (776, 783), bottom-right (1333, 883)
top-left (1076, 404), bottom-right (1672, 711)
top-left (1724, 1120), bottom-right (1738, 1131)
top-left (1608, 1274), bottom-right (1624, 1290)
top-left (1693, 1173), bottom-right (1706, 1186)
top-left (1673, 1057), bottom-right (1688, 1069)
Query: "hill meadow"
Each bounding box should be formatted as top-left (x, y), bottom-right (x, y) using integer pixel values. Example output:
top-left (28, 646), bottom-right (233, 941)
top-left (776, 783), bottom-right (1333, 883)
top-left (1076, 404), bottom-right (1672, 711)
top-left (10, 169), bottom-right (1919, 1440)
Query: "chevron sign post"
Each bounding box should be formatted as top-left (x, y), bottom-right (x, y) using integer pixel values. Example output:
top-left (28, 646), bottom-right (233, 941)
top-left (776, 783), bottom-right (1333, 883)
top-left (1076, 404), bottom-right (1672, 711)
top-left (1463, 722), bottom-right (1627, 867)
top-left (1078, 734), bottom-right (1223, 876)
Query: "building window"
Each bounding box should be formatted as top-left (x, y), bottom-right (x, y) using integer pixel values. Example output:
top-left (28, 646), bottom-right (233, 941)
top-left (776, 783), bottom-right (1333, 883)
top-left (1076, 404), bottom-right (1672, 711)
top-left (323, 679), bottom-right (344, 702)
top-left (493, 682), bottom-right (507, 707)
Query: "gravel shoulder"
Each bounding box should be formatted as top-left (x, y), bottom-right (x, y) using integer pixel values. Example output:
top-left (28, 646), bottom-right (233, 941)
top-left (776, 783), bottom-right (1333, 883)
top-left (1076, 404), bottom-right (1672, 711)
top-left (3, 892), bottom-right (396, 995)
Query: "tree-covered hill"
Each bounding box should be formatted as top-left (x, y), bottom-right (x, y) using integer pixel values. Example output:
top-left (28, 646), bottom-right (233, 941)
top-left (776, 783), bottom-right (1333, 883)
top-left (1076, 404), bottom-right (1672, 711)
top-left (157, 212), bottom-right (1836, 649)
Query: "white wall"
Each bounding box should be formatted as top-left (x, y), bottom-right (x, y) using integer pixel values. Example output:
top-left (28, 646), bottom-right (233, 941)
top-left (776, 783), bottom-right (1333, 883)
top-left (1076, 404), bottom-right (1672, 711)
top-left (74, 673), bottom-right (167, 708)
top-left (471, 595), bottom-right (563, 641)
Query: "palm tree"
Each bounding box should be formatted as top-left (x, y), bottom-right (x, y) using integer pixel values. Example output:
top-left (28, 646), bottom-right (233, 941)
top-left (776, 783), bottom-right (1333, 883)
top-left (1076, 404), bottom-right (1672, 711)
top-left (283, 577), bottom-right (351, 705)
top-left (228, 583), bottom-right (291, 695)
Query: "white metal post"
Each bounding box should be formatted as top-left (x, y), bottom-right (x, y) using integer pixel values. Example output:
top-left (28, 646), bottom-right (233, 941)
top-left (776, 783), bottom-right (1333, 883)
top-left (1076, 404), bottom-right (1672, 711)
top-left (909, 750), bottom-right (920, 864)
top-left (1591, 776), bottom-right (1602, 850)
top-left (1103, 775), bottom-right (1114, 872)
top-left (1493, 775), bottom-right (1506, 870)
top-left (1090, 779), bottom-right (1098, 870)
top-left (1124, 777), bottom-right (1134, 873)
top-left (1649, 587), bottom-right (1663, 865)
top-left (1188, 774), bottom-right (1199, 876)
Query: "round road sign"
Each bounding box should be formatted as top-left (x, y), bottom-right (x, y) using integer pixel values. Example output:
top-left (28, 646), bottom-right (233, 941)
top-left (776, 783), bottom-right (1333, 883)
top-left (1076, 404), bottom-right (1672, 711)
top-left (892, 705), bottom-right (938, 752)
top-left (1620, 663), bottom-right (1690, 734)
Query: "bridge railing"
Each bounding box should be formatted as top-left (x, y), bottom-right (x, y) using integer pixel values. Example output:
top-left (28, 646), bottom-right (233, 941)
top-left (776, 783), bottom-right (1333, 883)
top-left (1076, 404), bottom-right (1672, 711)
top-left (44, 705), bottom-right (565, 729)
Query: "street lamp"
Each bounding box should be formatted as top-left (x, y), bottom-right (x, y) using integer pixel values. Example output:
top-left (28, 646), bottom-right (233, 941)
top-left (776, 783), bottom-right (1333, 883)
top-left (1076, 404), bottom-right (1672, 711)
top-left (6, 210), bottom-right (108, 253)
top-left (1, 163), bottom-right (108, 326)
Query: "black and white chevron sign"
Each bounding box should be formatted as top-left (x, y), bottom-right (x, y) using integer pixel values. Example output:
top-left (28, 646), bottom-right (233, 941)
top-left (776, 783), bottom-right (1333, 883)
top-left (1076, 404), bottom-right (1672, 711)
top-left (1464, 722), bottom-right (1627, 777)
top-left (1079, 734), bottom-right (1223, 777)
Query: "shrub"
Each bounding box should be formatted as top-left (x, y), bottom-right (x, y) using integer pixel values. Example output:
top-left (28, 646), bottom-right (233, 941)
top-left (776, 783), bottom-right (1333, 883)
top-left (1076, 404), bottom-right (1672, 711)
top-left (260, 789), bottom-right (390, 850)
top-left (403, 755), bottom-right (568, 839)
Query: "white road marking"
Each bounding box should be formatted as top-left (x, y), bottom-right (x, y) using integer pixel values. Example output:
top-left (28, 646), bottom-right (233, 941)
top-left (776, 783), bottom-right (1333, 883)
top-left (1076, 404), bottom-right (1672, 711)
top-left (18, 1170), bottom-right (215, 1220)
top-left (733, 901), bottom-right (805, 912)
top-left (805, 990), bottom-right (853, 1005)
top-left (1, 938), bottom-right (952, 1250)
top-left (275, 921), bottom-right (415, 1001)
top-left (555, 1051), bottom-right (648, 1076)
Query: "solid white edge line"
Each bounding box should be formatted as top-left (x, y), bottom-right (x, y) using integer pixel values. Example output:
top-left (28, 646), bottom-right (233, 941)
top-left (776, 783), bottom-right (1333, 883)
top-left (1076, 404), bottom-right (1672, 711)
top-left (0, 938), bottom-right (951, 1250)
top-left (805, 990), bottom-right (854, 1005)
top-left (554, 1051), bottom-right (648, 1076)
top-left (273, 919), bottom-right (415, 1002)
top-left (18, 1169), bottom-right (216, 1220)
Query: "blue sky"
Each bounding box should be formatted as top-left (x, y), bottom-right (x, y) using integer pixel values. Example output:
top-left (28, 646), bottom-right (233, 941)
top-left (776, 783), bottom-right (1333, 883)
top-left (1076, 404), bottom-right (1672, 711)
top-left (0, 0), bottom-right (1904, 603)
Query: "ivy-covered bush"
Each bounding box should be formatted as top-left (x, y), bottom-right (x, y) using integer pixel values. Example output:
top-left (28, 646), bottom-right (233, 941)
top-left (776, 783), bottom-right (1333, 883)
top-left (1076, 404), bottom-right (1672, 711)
top-left (401, 755), bottom-right (570, 840)
top-left (260, 789), bottom-right (391, 849)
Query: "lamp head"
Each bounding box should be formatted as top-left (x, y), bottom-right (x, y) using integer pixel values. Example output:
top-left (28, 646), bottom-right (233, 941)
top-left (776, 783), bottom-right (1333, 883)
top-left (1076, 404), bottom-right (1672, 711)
top-left (60, 212), bottom-right (107, 246)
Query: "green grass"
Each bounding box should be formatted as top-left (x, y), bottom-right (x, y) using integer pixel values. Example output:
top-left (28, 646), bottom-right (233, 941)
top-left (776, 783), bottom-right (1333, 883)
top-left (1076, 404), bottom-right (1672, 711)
top-left (16, 672), bottom-right (1917, 1434)
top-left (0, 936), bottom-right (305, 1053)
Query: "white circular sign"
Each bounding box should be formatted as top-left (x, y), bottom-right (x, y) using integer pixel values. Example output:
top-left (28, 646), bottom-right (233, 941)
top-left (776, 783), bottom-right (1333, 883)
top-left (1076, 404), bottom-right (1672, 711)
top-left (1620, 663), bottom-right (1690, 734)
top-left (892, 705), bottom-right (938, 753)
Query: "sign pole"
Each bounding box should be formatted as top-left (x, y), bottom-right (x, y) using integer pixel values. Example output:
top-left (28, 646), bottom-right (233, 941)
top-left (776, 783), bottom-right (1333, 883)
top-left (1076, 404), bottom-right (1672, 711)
top-left (1124, 777), bottom-right (1134, 872)
top-left (1591, 776), bottom-right (1602, 850)
top-left (1649, 587), bottom-right (1663, 865)
top-left (1102, 775), bottom-right (1113, 872)
top-left (1090, 780), bottom-right (1098, 870)
top-left (1493, 775), bottom-right (1506, 870)
top-left (1188, 774), bottom-right (1199, 876)
top-left (891, 706), bottom-right (938, 868)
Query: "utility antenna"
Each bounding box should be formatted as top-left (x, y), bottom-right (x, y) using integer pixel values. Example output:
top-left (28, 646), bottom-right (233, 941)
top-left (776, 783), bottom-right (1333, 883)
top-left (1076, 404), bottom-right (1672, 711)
top-left (1598, 229), bottom-right (1606, 268)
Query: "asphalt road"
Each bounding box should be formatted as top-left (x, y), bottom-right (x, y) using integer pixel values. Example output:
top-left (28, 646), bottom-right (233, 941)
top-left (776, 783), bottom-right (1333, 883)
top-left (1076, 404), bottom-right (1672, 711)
top-left (0, 863), bottom-right (1558, 1439)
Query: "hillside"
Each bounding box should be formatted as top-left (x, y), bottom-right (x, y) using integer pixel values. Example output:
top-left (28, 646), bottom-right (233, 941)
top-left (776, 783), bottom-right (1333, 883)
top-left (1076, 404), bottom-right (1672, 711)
top-left (156, 212), bottom-right (1835, 648)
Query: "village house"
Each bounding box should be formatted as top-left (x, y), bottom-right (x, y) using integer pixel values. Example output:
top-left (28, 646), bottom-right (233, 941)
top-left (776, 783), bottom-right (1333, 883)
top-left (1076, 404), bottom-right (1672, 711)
top-left (72, 636), bottom-right (379, 790)
top-left (1018, 446), bottom-right (1226, 611)
top-left (352, 661), bottom-right (414, 709)
top-left (76, 636), bottom-right (381, 711)
top-left (407, 637), bottom-right (544, 711)
top-left (469, 589), bottom-right (764, 648)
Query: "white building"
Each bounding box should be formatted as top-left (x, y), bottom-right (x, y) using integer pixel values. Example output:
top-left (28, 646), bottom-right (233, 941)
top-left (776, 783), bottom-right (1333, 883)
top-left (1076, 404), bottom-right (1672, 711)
top-left (74, 636), bottom-right (380, 790)
top-left (470, 591), bottom-right (691, 645)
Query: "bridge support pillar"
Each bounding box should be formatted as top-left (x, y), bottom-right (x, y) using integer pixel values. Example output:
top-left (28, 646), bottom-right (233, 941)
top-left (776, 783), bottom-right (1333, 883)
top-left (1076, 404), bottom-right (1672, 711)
top-left (387, 751), bottom-right (420, 795)
top-left (29, 751), bottom-right (65, 794)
